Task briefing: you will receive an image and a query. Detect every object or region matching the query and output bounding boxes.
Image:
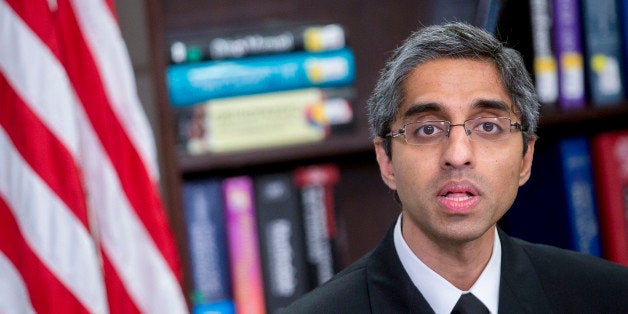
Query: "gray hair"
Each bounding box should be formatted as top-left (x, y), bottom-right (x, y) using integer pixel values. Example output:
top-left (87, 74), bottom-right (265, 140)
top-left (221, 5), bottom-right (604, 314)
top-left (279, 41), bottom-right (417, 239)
top-left (367, 22), bottom-right (540, 156)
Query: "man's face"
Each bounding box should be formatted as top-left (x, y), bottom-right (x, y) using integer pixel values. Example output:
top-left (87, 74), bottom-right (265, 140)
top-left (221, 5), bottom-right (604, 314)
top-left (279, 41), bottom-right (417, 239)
top-left (375, 58), bottom-right (535, 247)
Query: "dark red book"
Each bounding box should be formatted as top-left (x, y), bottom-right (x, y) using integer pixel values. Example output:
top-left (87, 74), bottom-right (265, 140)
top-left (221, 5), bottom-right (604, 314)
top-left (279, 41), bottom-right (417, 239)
top-left (591, 130), bottom-right (628, 265)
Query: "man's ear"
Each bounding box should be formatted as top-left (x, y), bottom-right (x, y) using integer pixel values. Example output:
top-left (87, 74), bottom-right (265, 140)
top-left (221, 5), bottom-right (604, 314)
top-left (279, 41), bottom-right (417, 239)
top-left (374, 138), bottom-right (397, 190)
top-left (519, 138), bottom-right (536, 186)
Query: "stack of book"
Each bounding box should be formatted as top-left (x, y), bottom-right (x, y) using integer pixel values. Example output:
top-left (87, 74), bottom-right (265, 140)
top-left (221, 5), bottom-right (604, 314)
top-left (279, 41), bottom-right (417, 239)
top-left (166, 22), bottom-right (356, 155)
top-left (181, 164), bottom-right (341, 314)
top-left (528, 0), bottom-right (626, 110)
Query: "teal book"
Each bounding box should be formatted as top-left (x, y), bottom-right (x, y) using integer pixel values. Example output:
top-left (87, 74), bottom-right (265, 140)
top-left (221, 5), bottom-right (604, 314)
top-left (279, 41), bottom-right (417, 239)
top-left (167, 48), bottom-right (356, 107)
top-left (192, 300), bottom-right (235, 314)
top-left (581, 0), bottom-right (625, 105)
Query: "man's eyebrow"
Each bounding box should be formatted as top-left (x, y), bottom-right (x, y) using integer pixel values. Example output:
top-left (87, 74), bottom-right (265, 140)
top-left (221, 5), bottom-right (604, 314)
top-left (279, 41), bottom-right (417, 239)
top-left (401, 102), bottom-right (443, 118)
top-left (472, 99), bottom-right (512, 113)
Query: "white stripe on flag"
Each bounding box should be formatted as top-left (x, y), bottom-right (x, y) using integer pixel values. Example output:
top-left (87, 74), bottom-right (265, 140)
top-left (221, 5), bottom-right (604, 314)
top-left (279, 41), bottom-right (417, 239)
top-left (0, 252), bottom-right (36, 314)
top-left (78, 102), bottom-right (188, 314)
top-left (71, 0), bottom-right (160, 181)
top-left (0, 127), bottom-right (108, 314)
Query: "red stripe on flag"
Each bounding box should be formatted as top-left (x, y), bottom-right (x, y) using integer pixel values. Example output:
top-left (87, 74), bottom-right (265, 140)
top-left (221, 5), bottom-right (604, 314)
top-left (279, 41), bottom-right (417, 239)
top-left (54, 0), bottom-right (181, 278)
top-left (101, 253), bottom-right (141, 314)
top-left (0, 196), bottom-right (90, 314)
top-left (0, 73), bottom-right (90, 228)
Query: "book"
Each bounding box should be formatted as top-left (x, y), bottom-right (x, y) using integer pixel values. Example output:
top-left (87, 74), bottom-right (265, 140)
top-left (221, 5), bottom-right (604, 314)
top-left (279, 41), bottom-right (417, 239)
top-left (551, 0), bottom-right (586, 109)
top-left (181, 179), bottom-right (232, 308)
top-left (294, 164), bottom-right (340, 287)
top-left (254, 173), bottom-right (310, 313)
top-left (176, 87), bottom-right (354, 155)
top-left (475, 0), bottom-right (503, 34)
top-left (529, 0), bottom-right (558, 105)
top-left (167, 22), bottom-right (347, 63)
top-left (167, 48), bottom-right (356, 107)
top-left (581, 0), bottom-right (625, 106)
top-left (222, 176), bottom-right (266, 314)
top-left (621, 0), bottom-right (628, 88)
top-left (590, 130), bottom-right (628, 265)
top-left (503, 137), bottom-right (602, 256)
top-left (192, 300), bottom-right (235, 314)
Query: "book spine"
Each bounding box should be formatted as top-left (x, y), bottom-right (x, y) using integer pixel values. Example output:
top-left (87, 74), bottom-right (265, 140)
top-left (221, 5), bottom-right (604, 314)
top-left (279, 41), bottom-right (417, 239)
top-left (591, 131), bottom-right (628, 265)
top-left (581, 0), bottom-right (625, 105)
top-left (294, 164), bottom-right (340, 287)
top-left (529, 0), bottom-right (558, 105)
top-left (475, 0), bottom-right (503, 34)
top-left (254, 173), bottom-right (309, 313)
top-left (552, 0), bottom-right (586, 109)
top-left (175, 87), bottom-right (354, 155)
top-left (622, 0), bottom-right (628, 87)
top-left (222, 176), bottom-right (266, 314)
top-left (168, 23), bottom-right (347, 63)
top-left (167, 48), bottom-right (356, 107)
top-left (181, 179), bottom-right (232, 306)
top-left (559, 137), bottom-right (602, 256)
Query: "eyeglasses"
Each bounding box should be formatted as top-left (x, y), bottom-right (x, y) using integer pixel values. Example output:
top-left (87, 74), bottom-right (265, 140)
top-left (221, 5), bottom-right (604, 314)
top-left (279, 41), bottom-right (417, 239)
top-left (385, 116), bottom-right (523, 146)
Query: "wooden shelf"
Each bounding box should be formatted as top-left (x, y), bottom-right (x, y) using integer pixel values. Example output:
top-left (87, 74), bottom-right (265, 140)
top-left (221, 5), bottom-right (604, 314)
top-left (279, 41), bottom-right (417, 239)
top-left (538, 104), bottom-right (628, 139)
top-left (540, 103), bottom-right (628, 126)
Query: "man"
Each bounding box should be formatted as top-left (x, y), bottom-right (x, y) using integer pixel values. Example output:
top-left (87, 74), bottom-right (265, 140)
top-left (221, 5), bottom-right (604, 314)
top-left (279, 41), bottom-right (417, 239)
top-left (282, 22), bottom-right (628, 313)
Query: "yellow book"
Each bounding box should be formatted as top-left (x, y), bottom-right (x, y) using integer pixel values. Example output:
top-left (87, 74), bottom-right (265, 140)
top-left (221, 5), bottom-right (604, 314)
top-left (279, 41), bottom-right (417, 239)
top-left (184, 88), bottom-right (352, 154)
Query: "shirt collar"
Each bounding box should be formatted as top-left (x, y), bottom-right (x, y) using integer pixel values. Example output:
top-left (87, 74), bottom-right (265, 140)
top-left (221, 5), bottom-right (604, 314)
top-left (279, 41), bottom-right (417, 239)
top-left (393, 215), bottom-right (501, 314)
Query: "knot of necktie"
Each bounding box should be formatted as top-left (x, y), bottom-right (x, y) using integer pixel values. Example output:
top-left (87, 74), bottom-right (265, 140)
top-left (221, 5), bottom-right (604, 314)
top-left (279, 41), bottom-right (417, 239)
top-left (450, 293), bottom-right (489, 314)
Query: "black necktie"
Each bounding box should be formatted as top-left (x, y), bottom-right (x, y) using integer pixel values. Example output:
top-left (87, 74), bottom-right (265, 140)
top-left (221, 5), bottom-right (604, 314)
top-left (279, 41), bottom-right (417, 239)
top-left (451, 293), bottom-right (489, 314)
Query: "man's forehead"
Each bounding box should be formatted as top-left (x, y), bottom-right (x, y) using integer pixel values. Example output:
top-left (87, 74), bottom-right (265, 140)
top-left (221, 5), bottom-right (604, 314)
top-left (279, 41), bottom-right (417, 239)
top-left (399, 99), bottom-right (513, 117)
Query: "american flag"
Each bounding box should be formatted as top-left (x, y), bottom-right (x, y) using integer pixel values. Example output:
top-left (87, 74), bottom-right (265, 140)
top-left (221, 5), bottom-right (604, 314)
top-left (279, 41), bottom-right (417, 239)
top-left (0, 0), bottom-right (188, 313)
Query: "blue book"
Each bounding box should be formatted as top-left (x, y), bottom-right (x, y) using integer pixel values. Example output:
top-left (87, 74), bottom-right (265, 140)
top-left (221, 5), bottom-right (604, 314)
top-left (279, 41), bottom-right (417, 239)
top-left (181, 179), bottom-right (233, 307)
top-left (620, 0), bottom-right (628, 98)
top-left (503, 137), bottom-right (601, 256)
top-left (476, 0), bottom-right (503, 34)
top-left (167, 48), bottom-right (356, 107)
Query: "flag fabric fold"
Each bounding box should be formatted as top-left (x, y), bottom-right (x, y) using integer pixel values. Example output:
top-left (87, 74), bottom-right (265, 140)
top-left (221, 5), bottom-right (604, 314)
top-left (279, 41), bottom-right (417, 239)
top-left (0, 0), bottom-right (188, 313)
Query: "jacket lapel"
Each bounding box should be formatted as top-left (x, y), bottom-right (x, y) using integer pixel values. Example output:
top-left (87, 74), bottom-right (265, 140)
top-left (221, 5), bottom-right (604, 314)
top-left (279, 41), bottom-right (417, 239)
top-left (498, 229), bottom-right (554, 313)
top-left (366, 224), bottom-right (435, 313)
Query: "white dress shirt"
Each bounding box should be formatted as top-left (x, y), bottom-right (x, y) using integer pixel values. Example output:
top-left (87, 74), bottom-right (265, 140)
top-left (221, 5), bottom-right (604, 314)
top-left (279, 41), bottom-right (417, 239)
top-left (393, 215), bottom-right (501, 314)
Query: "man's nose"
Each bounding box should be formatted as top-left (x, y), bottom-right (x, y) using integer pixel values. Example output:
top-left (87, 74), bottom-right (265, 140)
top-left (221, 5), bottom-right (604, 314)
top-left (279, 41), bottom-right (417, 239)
top-left (440, 124), bottom-right (474, 169)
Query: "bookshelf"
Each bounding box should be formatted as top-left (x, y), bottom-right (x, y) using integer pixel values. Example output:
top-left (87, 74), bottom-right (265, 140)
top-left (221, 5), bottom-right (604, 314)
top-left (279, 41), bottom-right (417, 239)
top-left (142, 0), bottom-right (628, 305)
